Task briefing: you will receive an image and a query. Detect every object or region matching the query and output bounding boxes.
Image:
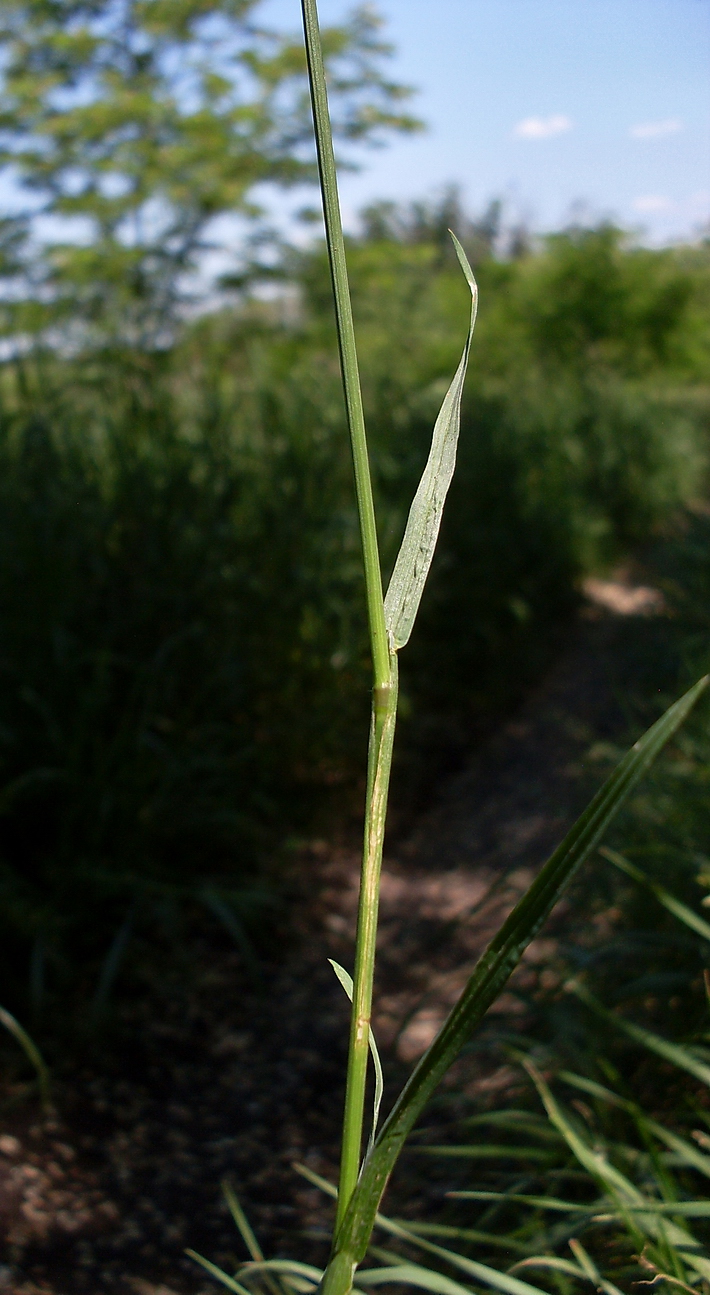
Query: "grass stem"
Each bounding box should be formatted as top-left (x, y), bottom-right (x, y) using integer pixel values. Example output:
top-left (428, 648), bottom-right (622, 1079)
top-left (300, 0), bottom-right (390, 694)
top-left (300, 0), bottom-right (396, 1232)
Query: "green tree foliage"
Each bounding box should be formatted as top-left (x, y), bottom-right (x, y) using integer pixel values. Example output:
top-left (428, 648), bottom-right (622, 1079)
top-left (0, 0), bottom-right (419, 342)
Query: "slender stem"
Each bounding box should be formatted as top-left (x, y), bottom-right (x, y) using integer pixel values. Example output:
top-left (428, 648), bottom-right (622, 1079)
top-left (300, 0), bottom-right (390, 692)
top-left (300, 0), bottom-right (398, 1233)
top-left (336, 656), bottom-right (398, 1229)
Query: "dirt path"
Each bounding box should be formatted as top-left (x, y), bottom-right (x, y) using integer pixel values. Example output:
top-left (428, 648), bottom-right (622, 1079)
top-left (0, 576), bottom-right (666, 1295)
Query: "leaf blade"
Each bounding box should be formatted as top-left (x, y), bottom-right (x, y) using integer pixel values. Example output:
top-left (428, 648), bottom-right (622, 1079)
top-left (384, 233), bottom-right (478, 650)
top-left (329, 959), bottom-right (384, 1153)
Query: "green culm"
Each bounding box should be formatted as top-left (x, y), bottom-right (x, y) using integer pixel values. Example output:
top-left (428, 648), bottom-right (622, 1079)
top-left (189, 2), bottom-right (709, 1294)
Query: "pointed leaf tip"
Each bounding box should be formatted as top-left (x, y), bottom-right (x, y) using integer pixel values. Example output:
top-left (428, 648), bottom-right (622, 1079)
top-left (449, 230), bottom-right (477, 297)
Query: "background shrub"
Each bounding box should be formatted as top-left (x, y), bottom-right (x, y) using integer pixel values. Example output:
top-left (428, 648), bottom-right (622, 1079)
top-left (0, 212), bottom-right (708, 1015)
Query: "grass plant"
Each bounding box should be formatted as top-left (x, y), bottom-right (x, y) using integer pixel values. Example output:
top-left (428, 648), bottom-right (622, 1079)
top-left (189, 3), bottom-right (709, 1294)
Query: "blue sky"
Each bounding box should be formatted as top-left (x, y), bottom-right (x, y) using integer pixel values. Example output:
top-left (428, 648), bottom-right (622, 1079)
top-left (264, 0), bottom-right (710, 243)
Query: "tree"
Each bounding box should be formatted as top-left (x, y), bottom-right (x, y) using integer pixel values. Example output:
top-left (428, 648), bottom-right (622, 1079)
top-left (0, 0), bottom-right (420, 343)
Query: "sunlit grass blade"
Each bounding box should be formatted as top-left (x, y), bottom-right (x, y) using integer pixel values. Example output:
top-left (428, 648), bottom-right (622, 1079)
top-left (358, 1262), bottom-right (553, 1295)
top-left (0, 1003), bottom-right (52, 1113)
top-left (322, 676), bottom-right (707, 1290)
top-left (600, 848), bottom-right (710, 942)
top-left (222, 1179), bottom-right (266, 1262)
top-left (239, 1260), bottom-right (325, 1284)
top-left (186, 1250), bottom-right (254, 1295)
top-left (645, 1123), bottom-right (710, 1180)
top-left (569, 981), bottom-right (710, 1088)
top-left (511, 1250), bottom-right (623, 1294)
top-left (384, 234), bottom-right (477, 651)
top-left (568, 1238), bottom-right (625, 1295)
top-left (330, 959), bottom-right (385, 1152)
top-left (558, 1070), bottom-right (628, 1109)
top-left (355, 1265), bottom-right (473, 1295)
top-left (447, 1192), bottom-right (598, 1214)
top-left (509, 1255), bottom-right (590, 1282)
top-left (399, 1224), bottom-right (530, 1256)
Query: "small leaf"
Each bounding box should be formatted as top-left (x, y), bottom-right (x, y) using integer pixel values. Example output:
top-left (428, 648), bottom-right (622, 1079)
top-left (330, 959), bottom-right (384, 1152)
top-left (384, 233), bottom-right (477, 650)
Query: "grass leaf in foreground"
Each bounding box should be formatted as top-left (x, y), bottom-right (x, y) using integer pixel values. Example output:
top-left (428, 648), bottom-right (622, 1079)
top-left (322, 675), bottom-right (708, 1293)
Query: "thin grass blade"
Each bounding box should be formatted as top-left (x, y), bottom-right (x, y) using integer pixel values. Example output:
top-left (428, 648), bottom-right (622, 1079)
top-left (569, 981), bottom-right (710, 1088)
top-left (509, 1257), bottom-right (588, 1281)
top-left (523, 1060), bottom-right (642, 1204)
top-left (568, 1239), bottom-right (625, 1295)
top-left (600, 848), bottom-right (710, 943)
top-left (0, 1003), bottom-right (51, 1113)
top-left (411, 1145), bottom-right (554, 1161)
top-left (92, 911), bottom-right (134, 1017)
top-left (186, 1250), bottom-right (254, 1295)
top-left (355, 1265), bottom-right (474, 1295)
top-left (384, 234), bottom-right (477, 651)
top-left (400, 1224), bottom-right (530, 1256)
top-left (222, 1180), bottom-right (265, 1262)
top-left (330, 960), bottom-right (384, 1152)
top-left (447, 1192), bottom-right (597, 1214)
top-left (645, 1123), bottom-right (710, 1180)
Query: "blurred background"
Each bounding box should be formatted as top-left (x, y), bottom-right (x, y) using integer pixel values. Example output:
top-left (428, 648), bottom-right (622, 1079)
top-left (0, 2), bottom-right (710, 1289)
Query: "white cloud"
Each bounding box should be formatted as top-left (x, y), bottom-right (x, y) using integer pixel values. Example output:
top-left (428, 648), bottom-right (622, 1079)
top-left (513, 114), bottom-right (573, 140)
top-left (630, 118), bottom-right (683, 139)
top-left (632, 194), bottom-right (673, 213)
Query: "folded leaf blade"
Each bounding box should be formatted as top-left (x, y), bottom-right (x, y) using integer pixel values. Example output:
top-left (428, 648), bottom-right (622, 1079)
top-left (384, 233), bottom-right (477, 651)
